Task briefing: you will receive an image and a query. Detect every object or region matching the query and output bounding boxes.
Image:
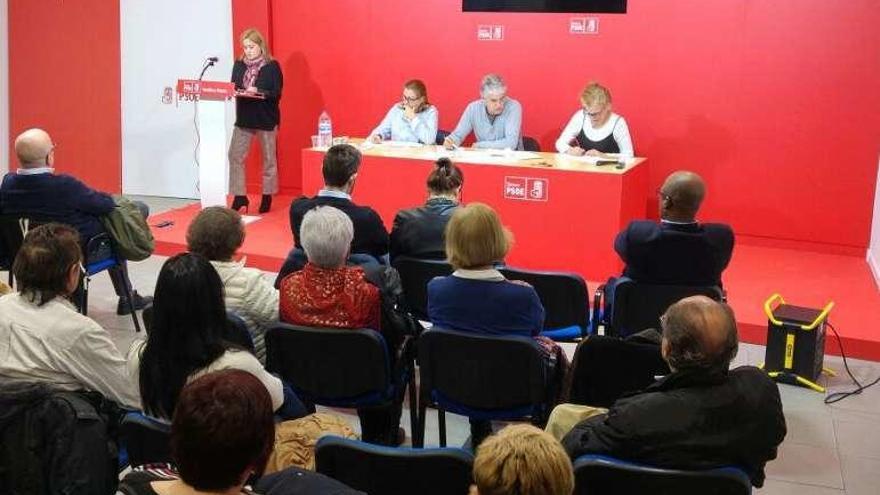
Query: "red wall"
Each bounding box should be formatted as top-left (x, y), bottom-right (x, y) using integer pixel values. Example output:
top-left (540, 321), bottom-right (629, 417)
top-left (8, 0), bottom-right (121, 193)
top-left (234, 0), bottom-right (880, 251)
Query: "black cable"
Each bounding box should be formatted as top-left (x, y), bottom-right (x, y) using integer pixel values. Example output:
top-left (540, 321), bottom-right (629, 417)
top-left (824, 321), bottom-right (880, 404)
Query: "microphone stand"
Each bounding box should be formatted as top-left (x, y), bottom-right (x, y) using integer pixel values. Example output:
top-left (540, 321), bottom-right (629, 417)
top-left (197, 58), bottom-right (215, 81)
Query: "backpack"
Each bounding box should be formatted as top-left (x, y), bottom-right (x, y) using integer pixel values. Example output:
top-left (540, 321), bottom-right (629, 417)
top-left (100, 195), bottom-right (154, 261)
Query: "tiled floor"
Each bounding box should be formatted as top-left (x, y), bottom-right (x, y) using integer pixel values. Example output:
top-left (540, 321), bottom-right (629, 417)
top-left (10, 196), bottom-right (880, 494)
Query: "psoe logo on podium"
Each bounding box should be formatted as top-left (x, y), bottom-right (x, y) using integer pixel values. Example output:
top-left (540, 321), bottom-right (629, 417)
top-left (504, 177), bottom-right (549, 202)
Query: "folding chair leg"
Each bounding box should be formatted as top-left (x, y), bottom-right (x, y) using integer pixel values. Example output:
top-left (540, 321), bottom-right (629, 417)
top-left (438, 408), bottom-right (446, 447)
top-left (119, 274), bottom-right (143, 333)
top-left (416, 400), bottom-right (427, 448)
top-left (407, 370), bottom-right (417, 447)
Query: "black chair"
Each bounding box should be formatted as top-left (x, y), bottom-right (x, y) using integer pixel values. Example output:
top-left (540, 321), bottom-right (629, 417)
top-left (315, 435), bottom-right (474, 495)
top-left (593, 279), bottom-right (724, 338)
top-left (499, 266), bottom-right (589, 340)
top-left (522, 136), bottom-right (541, 152)
top-left (392, 256), bottom-right (453, 321)
top-left (119, 412), bottom-right (172, 467)
top-left (435, 129), bottom-right (450, 145)
top-left (0, 214), bottom-right (142, 332)
top-left (573, 454), bottom-right (752, 494)
top-left (566, 335), bottom-right (669, 408)
top-left (416, 328), bottom-right (553, 447)
top-left (264, 323), bottom-right (417, 440)
top-left (226, 311), bottom-right (256, 354)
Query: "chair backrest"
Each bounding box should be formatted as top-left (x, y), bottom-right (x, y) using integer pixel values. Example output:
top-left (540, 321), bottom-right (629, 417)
top-left (119, 412), bottom-right (172, 467)
top-left (418, 327), bottom-right (550, 420)
top-left (567, 335), bottom-right (669, 407)
top-left (392, 256), bottom-right (453, 321)
top-left (265, 323), bottom-right (392, 406)
top-left (499, 266), bottom-right (588, 334)
top-left (609, 280), bottom-right (724, 337)
top-left (315, 435), bottom-right (474, 495)
top-left (522, 135), bottom-right (541, 152)
top-left (573, 454), bottom-right (752, 495)
top-left (226, 311), bottom-right (256, 354)
top-left (435, 129), bottom-right (450, 145)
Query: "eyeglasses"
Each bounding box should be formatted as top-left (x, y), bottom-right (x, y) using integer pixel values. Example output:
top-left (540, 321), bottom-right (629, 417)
top-left (45, 143), bottom-right (57, 162)
top-left (402, 94), bottom-right (422, 103)
top-left (78, 262), bottom-right (87, 276)
top-left (657, 188), bottom-right (672, 202)
top-left (585, 108), bottom-right (605, 118)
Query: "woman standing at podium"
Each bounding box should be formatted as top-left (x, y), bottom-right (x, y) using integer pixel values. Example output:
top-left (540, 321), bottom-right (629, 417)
top-left (229, 28), bottom-right (283, 214)
top-left (555, 82), bottom-right (633, 159)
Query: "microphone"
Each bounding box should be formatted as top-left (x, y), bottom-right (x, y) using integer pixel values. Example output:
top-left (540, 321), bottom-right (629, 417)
top-left (207, 56), bottom-right (219, 63)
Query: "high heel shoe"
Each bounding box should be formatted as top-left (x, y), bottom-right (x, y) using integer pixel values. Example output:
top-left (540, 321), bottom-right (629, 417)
top-left (259, 194), bottom-right (272, 214)
top-left (231, 195), bottom-right (250, 213)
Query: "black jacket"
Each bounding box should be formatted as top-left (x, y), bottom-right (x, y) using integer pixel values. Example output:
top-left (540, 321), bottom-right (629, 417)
top-left (0, 171), bottom-right (115, 242)
top-left (232, 59), bottom-right (283, 130)
top-left (562, 366), bottom-right (786, 487)
top-left (389, 198), bottom-right (458, 262)
top-left (615, 220), bottom-right (734, 287)
top-left (0, 381), bottom-right (120, 494)
top-left (289, 195), bottom-right (389, 260)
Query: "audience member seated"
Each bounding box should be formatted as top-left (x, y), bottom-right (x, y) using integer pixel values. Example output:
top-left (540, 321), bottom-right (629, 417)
top-left (279, 206), bottom-right (407, 446)
top-left (427, 203), bottom-right (564, 446)
top-left (0, 223), bottom-right (139, 409)
top-left (561, 296), bottom-right (786, 487)
top-left (128, 253), bottom-right (304, 420)
top-left (470, 424), bottom-right (574, 495)
top-left (614, 170), bottom-right (734, 287)
top-left (389, 158), bottom-right (463, 262)
top-left (117, 369), bottom-right (361, 495)
top-left (289, 144), bottom-right (388, 262)
top-left (369, 79), bottom-right (438, 145)
top-left (0, 128), bottom-right (152, 315)
top-left (186, 206), bottom-right (278, 363)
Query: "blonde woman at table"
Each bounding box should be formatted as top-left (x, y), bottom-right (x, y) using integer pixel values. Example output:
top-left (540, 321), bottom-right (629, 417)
top-left (369, 79), bottom-right (438, 145)
top-left (555, 82), bottom-right (633, 159)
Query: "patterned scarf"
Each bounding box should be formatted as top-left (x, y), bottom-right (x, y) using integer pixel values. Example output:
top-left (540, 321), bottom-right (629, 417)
top-left (242, 56), bottom-right (266, 89)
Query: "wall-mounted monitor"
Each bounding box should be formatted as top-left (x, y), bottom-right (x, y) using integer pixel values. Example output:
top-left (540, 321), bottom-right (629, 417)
top-left (463, 0), bottom-right (626, 13)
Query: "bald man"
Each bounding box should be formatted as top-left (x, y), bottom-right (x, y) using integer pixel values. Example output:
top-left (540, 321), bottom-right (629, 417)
top-left (562, 297), bottom-right (786, 488)
top-left (0, 128), bottom-right (151, 315)
top-left (614, 171), bottom-right (734, 286)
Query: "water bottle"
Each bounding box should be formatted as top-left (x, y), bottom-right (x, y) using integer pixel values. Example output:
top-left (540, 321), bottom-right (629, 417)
top-left (318, 111), bottom-right (332, 147)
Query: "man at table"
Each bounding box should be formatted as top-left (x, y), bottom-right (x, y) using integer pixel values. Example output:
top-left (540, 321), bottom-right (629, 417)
top-left (443, 74), bottom-right (523, 151)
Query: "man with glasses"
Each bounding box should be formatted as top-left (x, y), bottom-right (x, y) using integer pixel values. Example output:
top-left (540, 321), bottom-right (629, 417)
top-left (0, 128), bottom-right (152, 315)
top-left (613, 170), bottom-right (734, 288)
top-left (443, 73), bottom-right (523, 150)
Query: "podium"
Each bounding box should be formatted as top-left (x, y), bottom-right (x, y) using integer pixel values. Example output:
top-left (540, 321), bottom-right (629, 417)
top-left (176, 79), bottom-right (235, 208)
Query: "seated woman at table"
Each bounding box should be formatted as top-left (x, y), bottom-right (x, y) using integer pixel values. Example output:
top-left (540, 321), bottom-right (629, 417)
top-left (555, 82), bottom-right (634, 158)
top-left (427, 203), bottom-right (563, 447)
top-left (279, 205), bottom-right (411, 446)
top-left (368, 79), bottom-right (438, 145)
top-left (389, 157), bottom-right (464, 262)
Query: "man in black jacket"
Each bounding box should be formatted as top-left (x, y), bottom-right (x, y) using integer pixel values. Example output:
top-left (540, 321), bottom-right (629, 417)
top-left (289, 144), bottom-right (389, 261)
top-left (562, 296), bottom-right (786, 487)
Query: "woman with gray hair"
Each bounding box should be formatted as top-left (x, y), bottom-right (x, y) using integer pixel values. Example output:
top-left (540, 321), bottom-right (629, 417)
top-left (278, 206), bottom-right (411, 446)
top-left (444, 73), bottom-right (523, 150)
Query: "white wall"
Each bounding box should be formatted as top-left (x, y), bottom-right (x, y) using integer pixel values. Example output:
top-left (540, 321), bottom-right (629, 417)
top-left (120, 0), bottom-right (234, 198)
top-left (868, 155), bottom-right (880, 289)
top-left (0, 0), bottom-right (9, 175)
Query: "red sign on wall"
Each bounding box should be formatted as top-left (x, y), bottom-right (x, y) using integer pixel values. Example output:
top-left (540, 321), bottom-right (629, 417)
top-left (504, 176), bottom-right (549, 201)
top-left (176, 79), bottom-right (235, 101)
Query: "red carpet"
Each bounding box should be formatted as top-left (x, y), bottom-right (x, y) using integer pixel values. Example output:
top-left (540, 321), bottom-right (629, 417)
top-left (150, 196), bottom-right (880, 362)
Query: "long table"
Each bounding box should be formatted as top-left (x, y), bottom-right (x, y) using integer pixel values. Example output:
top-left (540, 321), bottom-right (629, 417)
top-left (301, 141), bottom-right (648, 281)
